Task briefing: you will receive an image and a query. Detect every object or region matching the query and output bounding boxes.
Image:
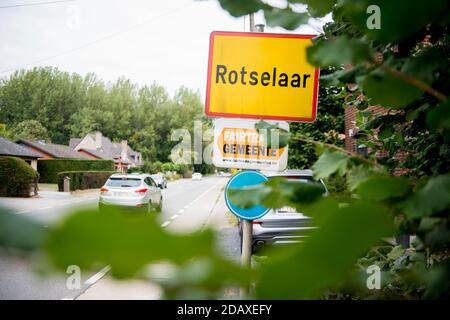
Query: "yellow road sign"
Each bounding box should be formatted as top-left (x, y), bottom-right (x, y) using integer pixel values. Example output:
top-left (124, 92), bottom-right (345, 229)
top-left (205, 31), bottom-right (319, 122)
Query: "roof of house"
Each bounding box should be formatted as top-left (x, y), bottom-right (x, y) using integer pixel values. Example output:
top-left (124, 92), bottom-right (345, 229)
top-left (69, 138), bottom-right (81, 149)
top-left (0, 137), bottom-right (41, 158)
top-left (72, 132), bottom-right (143, 166)
top-left (18, 140), bottom-right (89, 159)
top-left (77, 148), bottom-right (129, 163)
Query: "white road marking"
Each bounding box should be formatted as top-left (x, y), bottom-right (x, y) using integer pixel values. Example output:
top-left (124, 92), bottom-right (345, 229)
top-left (84, 266), bottom-right (111, 286)
top-left (17, 210), bottom-right (30, 214)
top-left (178, 209), bottom-right (184, 214)
top-left (38, 206), bottom-right (51, 210)
top-left (161, 221), bottom-right (171, 228)
top-left (184, 205), bottom-right (189, 209)
top-left (61, 265), bottom-right (111, 300)
top-left (189, 179), bottom-right (223, 206)
top-left (171, 215), bottom-right (178, 220)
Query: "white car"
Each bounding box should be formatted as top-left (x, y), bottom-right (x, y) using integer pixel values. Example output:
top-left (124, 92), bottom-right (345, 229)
top-left (192, 172), bottom-right (202, 180)
top-left (99, 173), bottom-right (163, 212)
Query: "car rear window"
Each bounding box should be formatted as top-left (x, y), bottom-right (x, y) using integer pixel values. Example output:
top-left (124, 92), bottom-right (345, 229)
top-left (269, 175), bottom-right (327, 192)
top-left (106, 178), bottom-right (142, 187)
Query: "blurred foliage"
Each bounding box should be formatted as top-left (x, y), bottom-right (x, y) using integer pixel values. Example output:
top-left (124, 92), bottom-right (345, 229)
top-left (0, 0), bottom-right (449, 301)
top-left (288, 67), bottom-right (345, 169)
top-left (217, 0), bottom-right (450, 299)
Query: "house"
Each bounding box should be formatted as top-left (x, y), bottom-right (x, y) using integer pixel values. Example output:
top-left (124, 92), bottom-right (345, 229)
top-left (17, 140), bottom-right (90, 160)
top-left (70, 132), bottom-right (143, 172)
top-left (0, 136), bottom-right (41, 170)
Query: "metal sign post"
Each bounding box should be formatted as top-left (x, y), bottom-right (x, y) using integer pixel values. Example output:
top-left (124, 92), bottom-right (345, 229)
top-left (224, 170), bottom-right (270, 297)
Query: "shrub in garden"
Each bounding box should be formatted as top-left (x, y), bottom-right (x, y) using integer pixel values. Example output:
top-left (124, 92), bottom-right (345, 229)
top-left (38, 159), bottom-right (114, 183)
top-left (57, 171), bottom-right (115, 192)
top-left (0, 156), bottom-right (39, 197)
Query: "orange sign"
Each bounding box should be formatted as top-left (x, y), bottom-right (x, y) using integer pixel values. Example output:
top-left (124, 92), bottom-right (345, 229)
top-left (213, 118), bottom-right (288, 171)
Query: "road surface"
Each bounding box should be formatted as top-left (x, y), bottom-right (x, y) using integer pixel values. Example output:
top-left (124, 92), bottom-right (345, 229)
top-left (0, 175), bottom-right (239, 299)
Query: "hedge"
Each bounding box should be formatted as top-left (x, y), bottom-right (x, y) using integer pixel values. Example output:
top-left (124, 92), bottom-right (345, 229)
top-left (57, 171), bottom-right (115, 192)
top-left (0, 156), bottom-right (39, 197)
top-left (38, 159), bottom-right (114, 183)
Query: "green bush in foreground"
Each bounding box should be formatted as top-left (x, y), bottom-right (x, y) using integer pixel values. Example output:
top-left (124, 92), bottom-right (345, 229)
top-left (0, 156), bottom-right (39, 197)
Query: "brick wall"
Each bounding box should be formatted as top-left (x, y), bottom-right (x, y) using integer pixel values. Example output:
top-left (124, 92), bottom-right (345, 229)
top-left (344, 104), bottom-right (387, 153)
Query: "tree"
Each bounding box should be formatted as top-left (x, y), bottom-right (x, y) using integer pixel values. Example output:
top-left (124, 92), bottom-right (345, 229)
top-left (288, 67), bottom-right (345, 169)
top-left (10, 120), bottom-right (49, 141)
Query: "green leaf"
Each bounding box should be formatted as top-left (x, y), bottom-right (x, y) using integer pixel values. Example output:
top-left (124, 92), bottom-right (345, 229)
top-left (0, 206), bottom-right (46, 252)
top-left (255, 120), bottom-right (291, 148)
top-left (357, 175), bottom-right (411, 201)
top-left (427, 100), bottom-right (450, 141)
top-left (45, 207), bottom-right (226, 278)
top-left (307, 36), bottom-right (372, 67)
top-left (257, 199), bottom-right (395, 298)
top-left (312, 150), bottom-right (349, 179)
top-left (402, 174), bottom-right (450, 219)
top-left (378, 123), bottom-right (394, 139)
top-left (227, 177), bottom-right (326, 210)
top-left (339, 0), bottom-right (450, 42)
top-left (361, 68), bottom-right (423, 109)
top-left (289, 0), bottom-right (336, 17)
top-left (263, 7), bottom-right (309, 30)
top-left (387, 245), bottom-right (405, 261)
top-left (346, 165), bottom-right (372, 191)
top-left (406, 104), bottom-right (430, 121)
top-left (218, 0), bottom-right (266, 17)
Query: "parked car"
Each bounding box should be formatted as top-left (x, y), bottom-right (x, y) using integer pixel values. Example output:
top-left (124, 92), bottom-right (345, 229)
top-left (238, 169), bottom-right (328, 253)
top-left (151, 174), bottom-right (167, 189)
top-left (99, 173), bottom-right (163, 212)
top-left (192, 172), bottom-right (202, 180)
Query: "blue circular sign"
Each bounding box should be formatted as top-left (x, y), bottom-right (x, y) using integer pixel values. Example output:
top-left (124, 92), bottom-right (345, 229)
top-left (225, 171), bottom-right (270, 220)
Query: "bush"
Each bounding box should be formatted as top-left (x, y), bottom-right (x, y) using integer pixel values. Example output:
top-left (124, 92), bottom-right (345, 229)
top-left (0, 156), bottom-right (39, 197)
top-left (38, 159), bottom-right (114, 183)
top-left (57, 171), bottom-right (115, 192)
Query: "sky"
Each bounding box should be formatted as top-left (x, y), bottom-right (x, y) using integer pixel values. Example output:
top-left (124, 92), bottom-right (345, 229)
top-left (0, 0), bottom-right (330, 98)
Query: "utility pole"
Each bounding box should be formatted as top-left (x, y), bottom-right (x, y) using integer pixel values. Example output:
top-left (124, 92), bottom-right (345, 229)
top-left (240, 12), bottom-right (264, 298)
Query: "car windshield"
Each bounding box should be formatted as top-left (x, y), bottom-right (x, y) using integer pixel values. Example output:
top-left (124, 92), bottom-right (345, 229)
top-left (106, 178), bottom-right (142, 188)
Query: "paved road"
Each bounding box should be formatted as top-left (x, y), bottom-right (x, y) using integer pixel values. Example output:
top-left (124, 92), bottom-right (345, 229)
top-left (0, 176), bottom-right (238, 299)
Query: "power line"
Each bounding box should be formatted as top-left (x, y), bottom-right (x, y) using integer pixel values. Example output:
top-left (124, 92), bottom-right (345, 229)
top-left (0, 0), bottom-right (75, 9)
top-left (0, 2), bottom-right (193, 75)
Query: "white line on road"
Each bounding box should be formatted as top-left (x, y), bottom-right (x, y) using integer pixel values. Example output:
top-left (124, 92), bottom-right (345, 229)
top-left (189, 179), bottom-right (224, 206)
top-left (161, 221), bottom-right (171, 228)
top-left (84, 265), bottom-right (111, 286)
top-left (62, 265), bottom-right (111, 300)
top-left (177, 209), bottom-right (184, 214)
top-left (171, 215), bottom-right (178, 220)
top-left (184, 205), bottom-right (189, 209)
top-left (38, 206), bottom-right (51, 210)
top-left (17, 210), bottom-right (31, 214)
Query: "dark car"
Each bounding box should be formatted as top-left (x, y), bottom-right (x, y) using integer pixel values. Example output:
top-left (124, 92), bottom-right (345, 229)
top-left (238, 169), bottom-right (328, 253)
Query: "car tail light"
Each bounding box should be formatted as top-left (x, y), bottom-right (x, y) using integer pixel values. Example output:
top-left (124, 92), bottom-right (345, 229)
top-left (134, 188), bottom-right (148, 194)
top-left (252, 220), bottom-right (261, 224)
top-left (100, 187), bottom-right (109, 193)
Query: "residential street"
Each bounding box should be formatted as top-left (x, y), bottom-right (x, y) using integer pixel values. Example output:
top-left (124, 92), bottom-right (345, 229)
top-left (0, 175), bottom-right (239, 300)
